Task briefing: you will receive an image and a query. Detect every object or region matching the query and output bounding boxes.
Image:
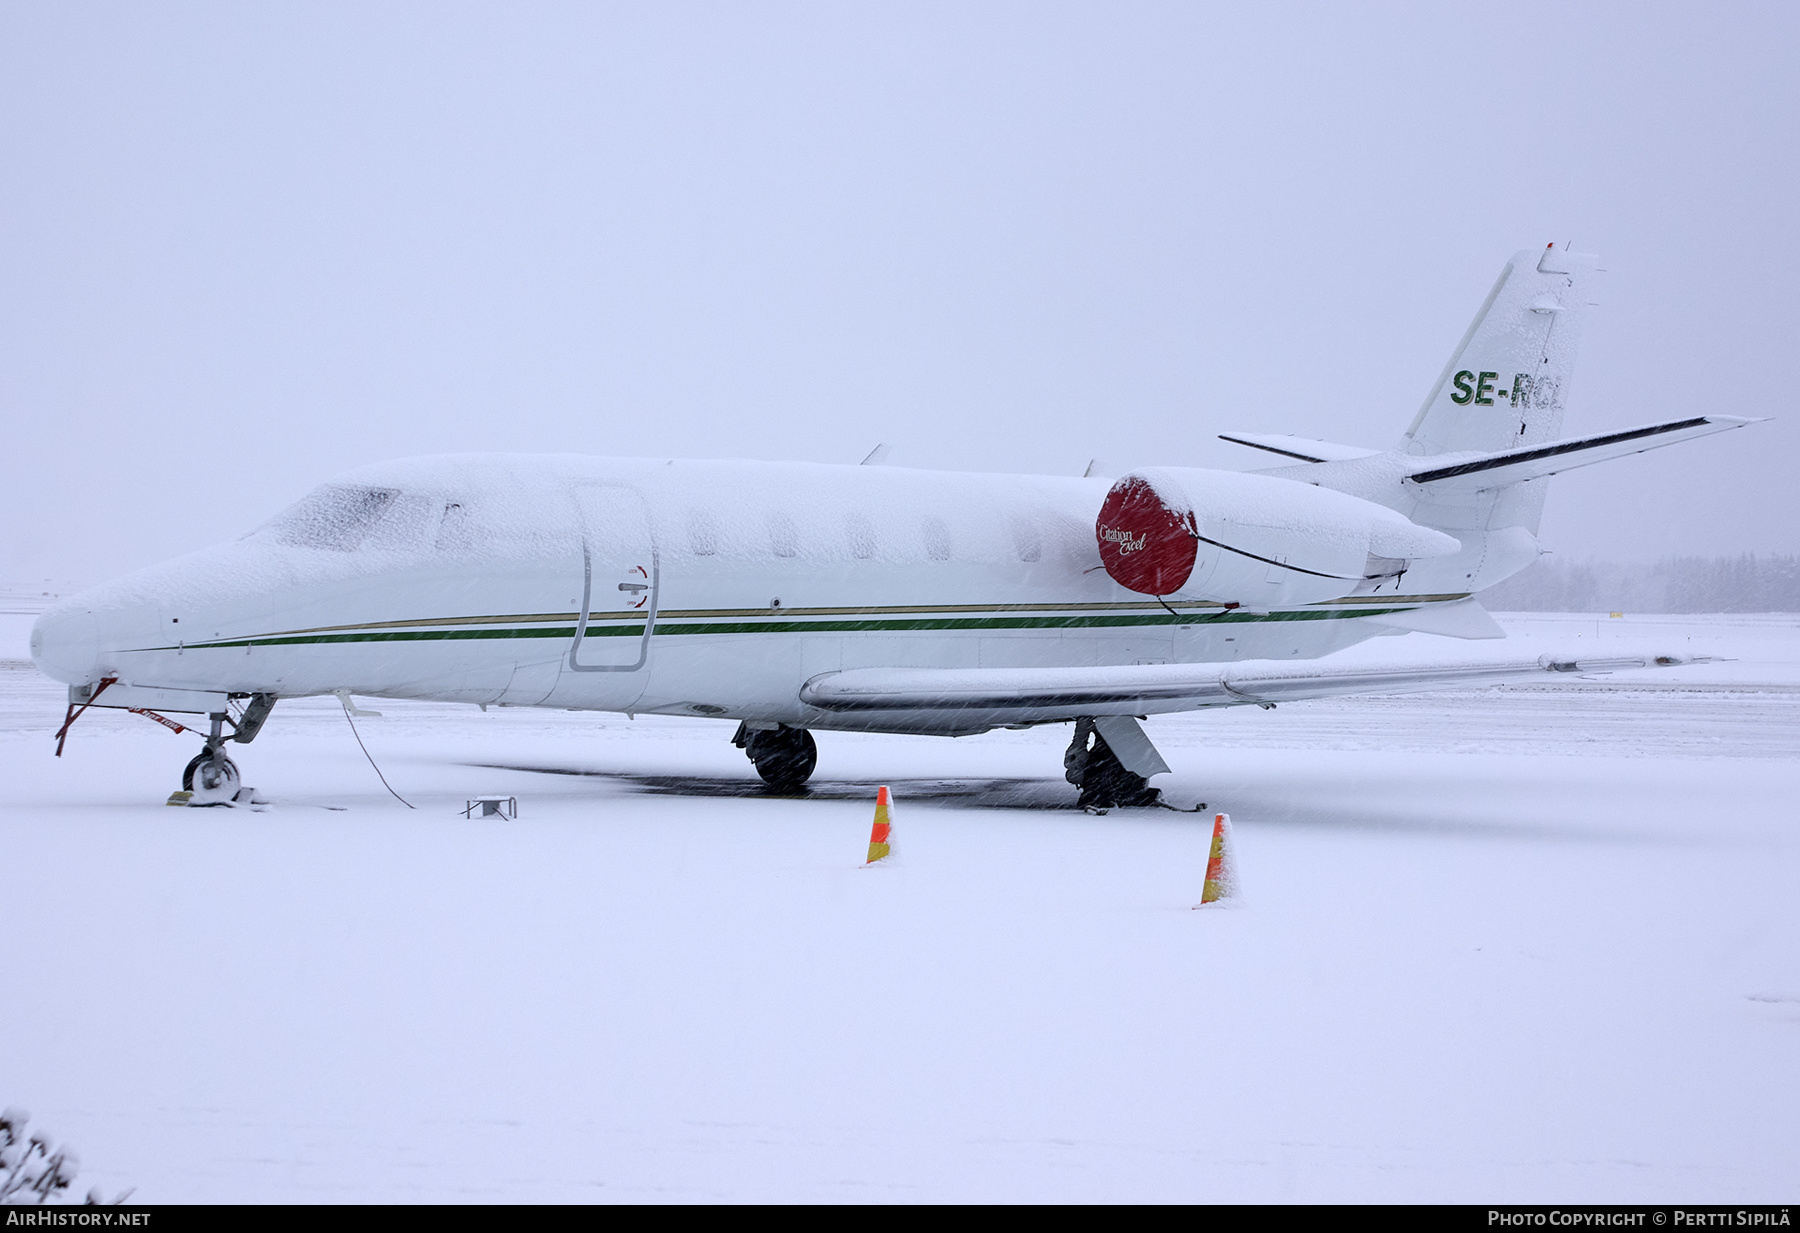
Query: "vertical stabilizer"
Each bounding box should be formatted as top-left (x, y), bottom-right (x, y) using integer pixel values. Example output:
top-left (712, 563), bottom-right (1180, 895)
top-left (1403, 245), bottom-right (1602, 458)
top-left (1239, 245), bottom-right (1632, 593)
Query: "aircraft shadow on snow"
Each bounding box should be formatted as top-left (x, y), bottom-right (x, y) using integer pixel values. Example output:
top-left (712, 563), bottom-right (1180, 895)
top-left (464, 762), bottom-right (1096, 811)
top-left (464, 761), bottom-right (1662, 841)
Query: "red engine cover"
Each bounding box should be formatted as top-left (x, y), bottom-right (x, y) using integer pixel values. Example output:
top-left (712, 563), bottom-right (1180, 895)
top-left (1095, 475), bottom-right (1198, 595)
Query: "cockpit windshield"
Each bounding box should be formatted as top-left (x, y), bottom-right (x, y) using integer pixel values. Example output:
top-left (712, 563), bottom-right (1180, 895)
top-left (255, 484), bottom-right (474, 552)
top-left (262, 485), bottom-right (399, 550)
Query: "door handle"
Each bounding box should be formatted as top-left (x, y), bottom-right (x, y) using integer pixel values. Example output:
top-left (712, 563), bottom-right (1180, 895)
top-left (618, 582), bottom-right (649, 593)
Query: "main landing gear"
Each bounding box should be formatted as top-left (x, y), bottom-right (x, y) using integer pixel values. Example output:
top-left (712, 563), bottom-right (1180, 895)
top-left (732, 723), bottom-right (818, 791)
top-left (725, 716), bottom-right (1182, 811)
top-left (1064, 717), bottom-right (1164, 810)
top-left (177, 695), bottom-right (276, 803)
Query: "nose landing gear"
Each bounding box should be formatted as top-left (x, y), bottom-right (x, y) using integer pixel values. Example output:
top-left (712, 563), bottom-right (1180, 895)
top-left (172, 696), bottom-right (275, 806)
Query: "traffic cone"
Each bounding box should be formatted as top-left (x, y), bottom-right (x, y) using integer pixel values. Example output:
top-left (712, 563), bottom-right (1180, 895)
top-left (1196, 812), bottom-right (1238, 906)
top-left (865, 786), bottom-right (893, 864)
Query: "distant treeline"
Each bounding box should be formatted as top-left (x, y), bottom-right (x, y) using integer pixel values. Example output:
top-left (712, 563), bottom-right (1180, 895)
top-left (1481, 554), bottom-right (1800, 613)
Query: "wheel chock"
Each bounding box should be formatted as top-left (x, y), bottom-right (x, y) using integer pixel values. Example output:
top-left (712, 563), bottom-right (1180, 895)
top-left (165, 786), bottom-right (270, 809)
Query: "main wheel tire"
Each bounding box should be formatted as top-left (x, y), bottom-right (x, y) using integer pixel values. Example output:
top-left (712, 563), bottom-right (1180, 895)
top-left (183, 753), bottom-right (241, 793)
top-left (1075, 737), bottom-right (1161, 809)
top-left (746, 727), bottom-right (817, 791)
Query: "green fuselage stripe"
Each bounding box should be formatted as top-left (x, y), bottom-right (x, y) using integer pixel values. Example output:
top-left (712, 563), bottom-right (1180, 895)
top-left (173, 605), bottom-right (1416, 651)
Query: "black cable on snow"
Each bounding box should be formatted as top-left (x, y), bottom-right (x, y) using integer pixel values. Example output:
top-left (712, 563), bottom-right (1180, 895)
top-left (340, 707), bottom-right (416, 810)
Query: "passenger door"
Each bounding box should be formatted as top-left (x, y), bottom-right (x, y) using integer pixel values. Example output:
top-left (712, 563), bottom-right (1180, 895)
top-left (568, 484), bottom-right (659, 673)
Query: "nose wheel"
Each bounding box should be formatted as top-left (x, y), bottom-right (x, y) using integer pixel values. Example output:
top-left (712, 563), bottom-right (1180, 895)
top-left (183, 752), bottom-right (241, 793)
top-left (170, 704), bottom-right (273, 804)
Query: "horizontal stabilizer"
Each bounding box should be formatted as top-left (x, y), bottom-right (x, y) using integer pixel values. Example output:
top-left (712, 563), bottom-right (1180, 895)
top-left (800, 652), bottom-right (1698, 719)
top-left (1404, 415), bottom-right (1763, 492)
top-left (1218, 432), bottom-right (1381, 463)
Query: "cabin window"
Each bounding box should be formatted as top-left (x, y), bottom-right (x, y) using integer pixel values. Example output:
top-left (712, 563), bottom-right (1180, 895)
top-left (687, 508), bottom-right (720, 556)
top-left (267, 485), bottom-right (400, 551)
top-left (845, 513), bottom-right (877, 559)
top-left (921, 515), bottom-right (952, 561)
top-left (1011, 518), bottom-right (1042, 563)
top-left (767, 510), bottom-right (799, 558)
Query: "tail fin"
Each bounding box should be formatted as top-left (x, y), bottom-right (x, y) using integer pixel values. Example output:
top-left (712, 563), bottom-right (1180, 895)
top-left (1242, 245), bottom-right (1761, 599)
top-left (1403, 244), bottom-right (1602, 458)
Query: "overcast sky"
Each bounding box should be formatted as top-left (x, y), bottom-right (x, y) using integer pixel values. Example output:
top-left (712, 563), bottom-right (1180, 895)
top-left (3, 1), bottom-right (1795, 589)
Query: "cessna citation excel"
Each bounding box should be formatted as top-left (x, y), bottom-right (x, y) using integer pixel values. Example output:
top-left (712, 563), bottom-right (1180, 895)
top-left (32, 245), bottom-right (1760, 808)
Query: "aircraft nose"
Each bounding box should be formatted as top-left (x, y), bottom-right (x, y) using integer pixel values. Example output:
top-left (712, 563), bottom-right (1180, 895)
top-left (31, 607), bottom-right (101, 685)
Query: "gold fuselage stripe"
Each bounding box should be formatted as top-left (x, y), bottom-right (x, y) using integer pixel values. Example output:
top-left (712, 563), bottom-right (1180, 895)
top-left (243, 594), bottom-right (1472, 639)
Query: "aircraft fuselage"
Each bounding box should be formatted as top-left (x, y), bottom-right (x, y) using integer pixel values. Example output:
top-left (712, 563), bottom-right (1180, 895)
top-left (33, 454), bottom-right (1437, 734)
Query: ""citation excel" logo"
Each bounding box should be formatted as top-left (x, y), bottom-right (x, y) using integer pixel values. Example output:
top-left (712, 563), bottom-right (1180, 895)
top-left (1101, 527), bottom-right (1148, 554)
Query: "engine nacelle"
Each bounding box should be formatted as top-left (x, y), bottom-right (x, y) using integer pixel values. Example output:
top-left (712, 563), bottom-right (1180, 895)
top-left (1095, 467), bottom-right (1460, 606)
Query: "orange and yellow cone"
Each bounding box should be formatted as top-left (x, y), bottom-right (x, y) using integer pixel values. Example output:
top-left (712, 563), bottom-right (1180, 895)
top-left (1196, 812), bottom-right (1237, 906)
top-left (865, 786), bottom-right (893, 864)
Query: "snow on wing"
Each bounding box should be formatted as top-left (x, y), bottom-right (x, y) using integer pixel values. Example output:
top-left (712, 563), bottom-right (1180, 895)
top-left (799, 653), bottom-right (1697, 717)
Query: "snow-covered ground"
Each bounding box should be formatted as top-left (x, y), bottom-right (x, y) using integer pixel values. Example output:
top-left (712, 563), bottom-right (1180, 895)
top-left (2, 613), bottom-right (1796, 1202)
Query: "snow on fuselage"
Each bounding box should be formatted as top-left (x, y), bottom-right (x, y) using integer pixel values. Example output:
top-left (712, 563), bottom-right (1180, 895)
top-left (31, 454), bottom-right (1437, 733)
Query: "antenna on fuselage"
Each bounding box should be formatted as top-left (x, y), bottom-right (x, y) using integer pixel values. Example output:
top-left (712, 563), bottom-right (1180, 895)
top-left (860, 444), bottom-right (892, 466)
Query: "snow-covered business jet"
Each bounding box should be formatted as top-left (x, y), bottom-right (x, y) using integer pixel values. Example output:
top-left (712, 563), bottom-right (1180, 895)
top-left (33, 245), bottom-right (1758, 807)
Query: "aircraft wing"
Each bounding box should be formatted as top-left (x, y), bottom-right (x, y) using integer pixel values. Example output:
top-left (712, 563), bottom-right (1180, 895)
top-left (799, 652), bottom-right (1697, 721)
